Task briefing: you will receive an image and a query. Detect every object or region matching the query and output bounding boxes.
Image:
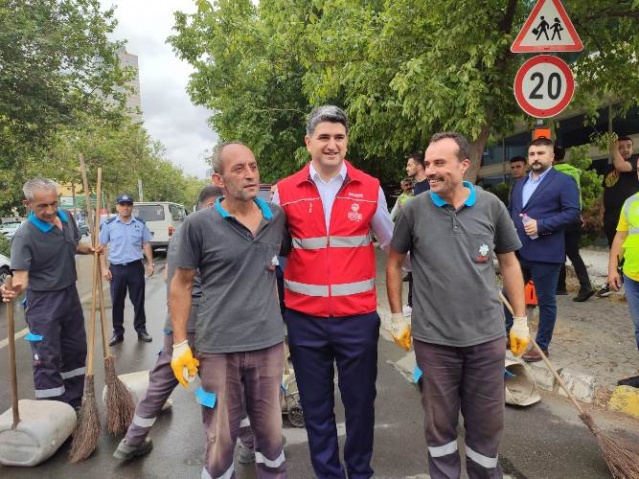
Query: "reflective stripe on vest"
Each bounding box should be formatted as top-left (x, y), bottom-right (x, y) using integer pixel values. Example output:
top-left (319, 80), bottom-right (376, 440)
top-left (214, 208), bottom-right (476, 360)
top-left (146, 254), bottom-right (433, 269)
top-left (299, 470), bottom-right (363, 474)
top-left (292, 234), bottom-right (372, 250)
top-left (624, 195), bottom-right (639, 235)
top-left (285, 278), bottom-right (375, 297)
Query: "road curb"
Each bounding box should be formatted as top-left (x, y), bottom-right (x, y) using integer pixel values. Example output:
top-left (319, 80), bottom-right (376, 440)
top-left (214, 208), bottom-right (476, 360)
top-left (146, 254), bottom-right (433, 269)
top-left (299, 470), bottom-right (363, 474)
top-left (378, 307), bottom-right (639, 419)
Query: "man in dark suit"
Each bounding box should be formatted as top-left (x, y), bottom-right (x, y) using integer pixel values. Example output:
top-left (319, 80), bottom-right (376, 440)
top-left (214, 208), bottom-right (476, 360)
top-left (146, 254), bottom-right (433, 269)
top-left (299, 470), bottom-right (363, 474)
top-left (505, 136), bottom-right (580, 362)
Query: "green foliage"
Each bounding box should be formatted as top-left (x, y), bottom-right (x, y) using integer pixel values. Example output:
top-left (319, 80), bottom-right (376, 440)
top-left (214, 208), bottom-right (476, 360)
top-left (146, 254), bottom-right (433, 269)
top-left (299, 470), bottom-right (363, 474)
top-left (566, 145), bottom-right (603, 212)
top-left (0, 0), bottom-right (131, 210)
top-left (0, 234), bottom-right (9, 257)
top-left (484, 182), bottom-right (511, 205)
top-left (0, 1), bottom-right (202, 214)
top-left (170, 0), bottom-right (639, 186)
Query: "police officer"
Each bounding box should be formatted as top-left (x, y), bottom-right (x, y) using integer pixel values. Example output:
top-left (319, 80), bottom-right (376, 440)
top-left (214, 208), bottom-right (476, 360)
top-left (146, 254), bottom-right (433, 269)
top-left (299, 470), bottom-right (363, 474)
top-left (100, 194), bottom-right (154, 346)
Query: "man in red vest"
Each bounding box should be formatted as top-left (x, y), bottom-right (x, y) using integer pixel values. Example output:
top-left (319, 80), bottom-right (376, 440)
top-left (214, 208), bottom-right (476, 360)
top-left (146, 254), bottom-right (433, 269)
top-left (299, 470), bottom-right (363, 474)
top-left (273, 105), bottom-right (394, 479)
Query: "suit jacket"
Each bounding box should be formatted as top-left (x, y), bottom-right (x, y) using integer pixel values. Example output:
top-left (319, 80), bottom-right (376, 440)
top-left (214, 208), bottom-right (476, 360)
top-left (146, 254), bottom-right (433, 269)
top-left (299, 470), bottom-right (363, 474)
top-left (509, 168), bottom-right (580, 263)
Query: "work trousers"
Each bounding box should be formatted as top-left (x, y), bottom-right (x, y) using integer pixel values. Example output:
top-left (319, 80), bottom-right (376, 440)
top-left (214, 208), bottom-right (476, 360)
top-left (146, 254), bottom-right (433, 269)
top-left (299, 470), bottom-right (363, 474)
top-left (199, 343), bottom-right (286, 479)
top-left (25, 286), bottom-right (87, 409)
top-left (285, 309), bottom-right (380, 479)
top-left (414, 337), bottom-right (506, 479)
top-left (557, 224), bottom-right (592, 294)
top-left (110, 260), bottom-right (147, 335)
top-left (124, 332), bottom-right (255, 448)
top-left (505, 258), bottom-right (562, 351)
top-left (603, 214), bottom-right (620, 248)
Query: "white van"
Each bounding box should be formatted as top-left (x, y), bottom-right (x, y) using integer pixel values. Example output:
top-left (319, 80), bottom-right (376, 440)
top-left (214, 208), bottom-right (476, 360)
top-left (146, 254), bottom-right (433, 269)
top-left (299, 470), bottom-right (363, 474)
top-left (132, 202), bottom-right (188, 250)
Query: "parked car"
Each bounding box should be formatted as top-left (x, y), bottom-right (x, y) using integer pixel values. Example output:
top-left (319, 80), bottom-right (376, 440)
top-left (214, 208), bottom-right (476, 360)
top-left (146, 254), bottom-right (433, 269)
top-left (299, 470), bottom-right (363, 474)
top-left (0, 221), bottom-right (22, 239)
top-left (77, 220), bottom-right (89, 237)
top-left (132, 202), bottom-right (188, 250)
top-left (258, 184), bottom-right (273, 201)
top-left (0, 253), bottom-right (11, 284)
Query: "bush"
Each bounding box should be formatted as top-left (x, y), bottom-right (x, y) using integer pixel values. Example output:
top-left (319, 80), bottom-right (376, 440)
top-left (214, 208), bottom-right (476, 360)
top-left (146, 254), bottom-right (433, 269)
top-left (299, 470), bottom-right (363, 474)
top-left (0, 234), bottom-right (10, 257)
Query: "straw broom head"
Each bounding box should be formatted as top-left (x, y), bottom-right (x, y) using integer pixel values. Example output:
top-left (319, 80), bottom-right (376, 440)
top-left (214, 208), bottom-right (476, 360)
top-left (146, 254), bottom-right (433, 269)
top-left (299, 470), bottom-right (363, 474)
top-left (580, 412), bottom-right (639, 479)
top-left (68, 375), bottom-right (101, 463)
top-left (104, 355), bottom-right (135, 435)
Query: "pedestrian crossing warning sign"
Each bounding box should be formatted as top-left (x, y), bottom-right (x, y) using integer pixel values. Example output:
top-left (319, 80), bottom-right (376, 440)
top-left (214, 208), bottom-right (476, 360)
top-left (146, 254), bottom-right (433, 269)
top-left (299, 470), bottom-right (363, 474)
top-left (511, 0), bottom-right (583, 53)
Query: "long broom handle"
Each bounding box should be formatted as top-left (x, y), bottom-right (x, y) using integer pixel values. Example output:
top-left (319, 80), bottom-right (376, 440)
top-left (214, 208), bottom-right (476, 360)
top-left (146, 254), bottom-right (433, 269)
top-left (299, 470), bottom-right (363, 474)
top-left (5, 276), bottom-right (19, 428)
top-left (94, 169), bottom-right (111, 355)
top-left (500, 291), bottom-right (585, 415)
top-left (80, 155), bottom-right (98, 376)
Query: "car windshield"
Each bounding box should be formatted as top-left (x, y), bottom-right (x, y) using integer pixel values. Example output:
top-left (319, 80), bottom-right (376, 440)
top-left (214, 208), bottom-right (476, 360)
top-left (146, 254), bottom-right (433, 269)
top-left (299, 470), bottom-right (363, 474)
top-left (133, 205), bottom-right (165, 221)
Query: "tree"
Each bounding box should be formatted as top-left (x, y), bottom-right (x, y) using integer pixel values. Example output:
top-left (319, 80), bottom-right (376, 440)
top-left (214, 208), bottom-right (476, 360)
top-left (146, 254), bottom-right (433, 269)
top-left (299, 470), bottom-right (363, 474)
top-left (171, 0), bottom-right (639, 185)
top-left (0, 0), bottom-right (132, 209)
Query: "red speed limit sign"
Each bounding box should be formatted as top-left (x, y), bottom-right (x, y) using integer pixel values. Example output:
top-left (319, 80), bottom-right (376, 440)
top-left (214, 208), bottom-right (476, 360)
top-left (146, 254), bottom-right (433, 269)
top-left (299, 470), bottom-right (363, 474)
top-left (513, 55), bottom-right (575, 118)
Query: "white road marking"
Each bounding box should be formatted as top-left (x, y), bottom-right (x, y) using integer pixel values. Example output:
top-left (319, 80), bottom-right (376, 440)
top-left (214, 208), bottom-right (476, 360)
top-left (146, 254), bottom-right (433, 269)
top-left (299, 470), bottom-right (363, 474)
top-left (0, 326), bottom-right (28, 350)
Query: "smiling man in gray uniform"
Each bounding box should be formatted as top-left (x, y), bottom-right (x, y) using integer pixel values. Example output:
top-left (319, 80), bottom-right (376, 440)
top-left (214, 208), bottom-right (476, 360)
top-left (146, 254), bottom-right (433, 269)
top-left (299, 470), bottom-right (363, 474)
top-left (1, 178), bottom-right (98, 409)
top-left (170, 142), bottom-right (288, 479)
top-left (387, 133), bottom-right (527, 479)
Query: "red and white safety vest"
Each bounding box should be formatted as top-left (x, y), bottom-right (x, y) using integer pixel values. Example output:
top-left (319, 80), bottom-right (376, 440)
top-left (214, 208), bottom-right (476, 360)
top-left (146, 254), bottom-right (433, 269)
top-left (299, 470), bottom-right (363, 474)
top-left (278, 161), bottom-right (379, 317)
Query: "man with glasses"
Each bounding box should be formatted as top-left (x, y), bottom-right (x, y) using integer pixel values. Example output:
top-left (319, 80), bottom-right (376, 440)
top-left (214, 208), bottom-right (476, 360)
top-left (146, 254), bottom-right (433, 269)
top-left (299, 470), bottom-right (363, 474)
top-left (100, 194), bottom-right (154, 346)
top-left (1, 178), bottom-right (99, 409)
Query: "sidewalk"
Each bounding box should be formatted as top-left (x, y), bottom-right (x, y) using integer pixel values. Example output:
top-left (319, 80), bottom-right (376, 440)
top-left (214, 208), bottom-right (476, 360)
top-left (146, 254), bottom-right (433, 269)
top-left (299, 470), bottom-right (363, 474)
top-left (376, 247), bottom-right (639, 419)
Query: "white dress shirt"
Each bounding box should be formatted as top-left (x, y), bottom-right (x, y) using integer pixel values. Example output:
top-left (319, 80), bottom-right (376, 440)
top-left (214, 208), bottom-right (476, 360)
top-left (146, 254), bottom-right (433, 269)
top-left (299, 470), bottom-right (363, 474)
top-left (271, 162), bottom-right (394, 251)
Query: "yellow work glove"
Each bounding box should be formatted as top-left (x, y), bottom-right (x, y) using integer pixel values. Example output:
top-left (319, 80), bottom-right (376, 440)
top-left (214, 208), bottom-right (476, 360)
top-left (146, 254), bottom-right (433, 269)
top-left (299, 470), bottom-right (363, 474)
top-left (509, 316), bottom-right (530, 357)
top-left (171, 340), bottom-right (200, 388)
top-left (390, 312), bottom-right (412, 351)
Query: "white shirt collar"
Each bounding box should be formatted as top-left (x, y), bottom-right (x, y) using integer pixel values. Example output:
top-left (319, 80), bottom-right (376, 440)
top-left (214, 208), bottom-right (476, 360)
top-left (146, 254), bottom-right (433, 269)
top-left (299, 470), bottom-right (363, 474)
top-left (309, 161), bottom-right (347, 184)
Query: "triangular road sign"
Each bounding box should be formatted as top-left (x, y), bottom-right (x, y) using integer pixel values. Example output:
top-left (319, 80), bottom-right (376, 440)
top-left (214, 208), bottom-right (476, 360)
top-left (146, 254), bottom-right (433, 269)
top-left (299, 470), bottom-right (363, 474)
top-left (511, 0), bottom-right (583, 53)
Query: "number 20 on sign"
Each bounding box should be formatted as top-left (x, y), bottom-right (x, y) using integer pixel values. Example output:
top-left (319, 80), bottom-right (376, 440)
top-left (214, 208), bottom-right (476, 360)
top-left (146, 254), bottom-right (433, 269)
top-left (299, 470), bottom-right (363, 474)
top-left (513, 55), bottom-right (575, 119)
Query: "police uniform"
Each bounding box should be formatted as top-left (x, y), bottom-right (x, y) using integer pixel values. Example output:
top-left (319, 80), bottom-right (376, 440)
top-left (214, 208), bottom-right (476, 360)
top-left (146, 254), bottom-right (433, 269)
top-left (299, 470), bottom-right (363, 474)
top-left (10, 210), bottom-right (87, 409)
top-left (99, 195), bottom-right (153, 344)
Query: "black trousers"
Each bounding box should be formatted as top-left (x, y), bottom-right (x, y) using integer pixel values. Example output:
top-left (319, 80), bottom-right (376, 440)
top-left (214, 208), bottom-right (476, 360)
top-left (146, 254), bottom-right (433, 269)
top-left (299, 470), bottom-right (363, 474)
top-left (603, 214), bottom-right (619, 248)
top-left (110, 260), bottom-right (147, 335)
top-left (558, 224), bottom-right (592, 294)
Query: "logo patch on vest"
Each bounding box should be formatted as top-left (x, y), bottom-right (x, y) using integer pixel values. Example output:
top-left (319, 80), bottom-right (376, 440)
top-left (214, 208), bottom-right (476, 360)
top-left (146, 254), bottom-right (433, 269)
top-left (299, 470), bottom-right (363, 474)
top-left (348, 203), bottom-right (363, 222)
top-left (348, 192), bottom-right (364, 198)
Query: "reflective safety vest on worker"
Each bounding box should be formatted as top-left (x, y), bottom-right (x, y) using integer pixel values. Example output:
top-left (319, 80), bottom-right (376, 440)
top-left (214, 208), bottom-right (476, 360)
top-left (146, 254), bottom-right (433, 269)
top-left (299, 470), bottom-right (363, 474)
top-left (277, 161), bottom-right (379, 317)
top-left (620, 193), bottom-right (639, 279)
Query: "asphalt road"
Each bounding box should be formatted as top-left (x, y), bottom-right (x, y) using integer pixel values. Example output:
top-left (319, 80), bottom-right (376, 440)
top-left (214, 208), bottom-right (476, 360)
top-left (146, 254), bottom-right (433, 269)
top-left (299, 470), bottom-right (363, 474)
top-left (1, 252), bottom-right (638, 478)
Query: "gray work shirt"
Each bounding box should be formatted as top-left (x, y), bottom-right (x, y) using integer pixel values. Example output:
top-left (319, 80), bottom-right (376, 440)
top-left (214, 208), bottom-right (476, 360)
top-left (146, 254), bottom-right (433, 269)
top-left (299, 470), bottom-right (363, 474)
top-left (391, 183), bottom-right (521, 347)
top-left (174, 197), bottom-right (287, 354)
top-left (11, 210), bottom-right (81, 292)
top-left (163, 228), bottom-right (200, 334)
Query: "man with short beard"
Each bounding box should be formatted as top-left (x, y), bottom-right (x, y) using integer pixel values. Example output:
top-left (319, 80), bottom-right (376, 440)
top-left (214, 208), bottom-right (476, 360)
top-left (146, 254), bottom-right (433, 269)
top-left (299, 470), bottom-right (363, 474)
top-left (505, 136), bottom-right (580, 362)
top-left (170, 143), bottom-right (288, 479)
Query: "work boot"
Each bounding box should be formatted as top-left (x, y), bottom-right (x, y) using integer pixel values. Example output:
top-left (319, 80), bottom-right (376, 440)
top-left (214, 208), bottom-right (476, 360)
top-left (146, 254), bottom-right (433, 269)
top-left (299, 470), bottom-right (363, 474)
top-left (573, 289), bottom-right (595, 302)
top-left (113, 438), bottom-right (153, 460)
top-left (596, 284), bottom-right (612, 298)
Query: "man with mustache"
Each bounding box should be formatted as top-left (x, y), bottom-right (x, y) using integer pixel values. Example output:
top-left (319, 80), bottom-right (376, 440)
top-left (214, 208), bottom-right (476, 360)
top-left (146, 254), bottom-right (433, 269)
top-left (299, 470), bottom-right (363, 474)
top-left (387, 132), bottom-right (526, 479)
top-left (505, 136), bottom-right (580, 362)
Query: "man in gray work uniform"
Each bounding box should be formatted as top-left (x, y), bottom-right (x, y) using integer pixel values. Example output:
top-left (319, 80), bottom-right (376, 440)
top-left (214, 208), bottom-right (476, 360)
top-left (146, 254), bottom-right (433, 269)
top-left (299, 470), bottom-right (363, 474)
top-left (387, 132), bottom-right (526, 479)
top-left (170, 142), bottom-right (288, 479)
top-left (114, 185), bottom-right (227, 460)
top-left (1, 178), bottom-right (98, 409)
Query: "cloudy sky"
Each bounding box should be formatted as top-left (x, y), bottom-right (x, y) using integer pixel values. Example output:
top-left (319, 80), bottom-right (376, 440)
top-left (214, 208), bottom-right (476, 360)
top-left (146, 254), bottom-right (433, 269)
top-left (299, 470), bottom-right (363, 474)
top-left (100, 0), bottom-right (217, 178)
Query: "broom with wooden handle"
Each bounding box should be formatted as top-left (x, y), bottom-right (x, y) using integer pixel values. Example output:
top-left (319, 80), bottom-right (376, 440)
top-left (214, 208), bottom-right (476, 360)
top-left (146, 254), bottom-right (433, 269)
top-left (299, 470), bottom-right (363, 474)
top-left (5, 276), bottom-right (20, 430)
top-left (79, 161), bottom-right (135, 435)
top-left (95, 180), bottom-right (135, 435)
top-left (68, 202), bottom-right (101, 463)
top-left (500, 291), bottom-right (639, 479)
